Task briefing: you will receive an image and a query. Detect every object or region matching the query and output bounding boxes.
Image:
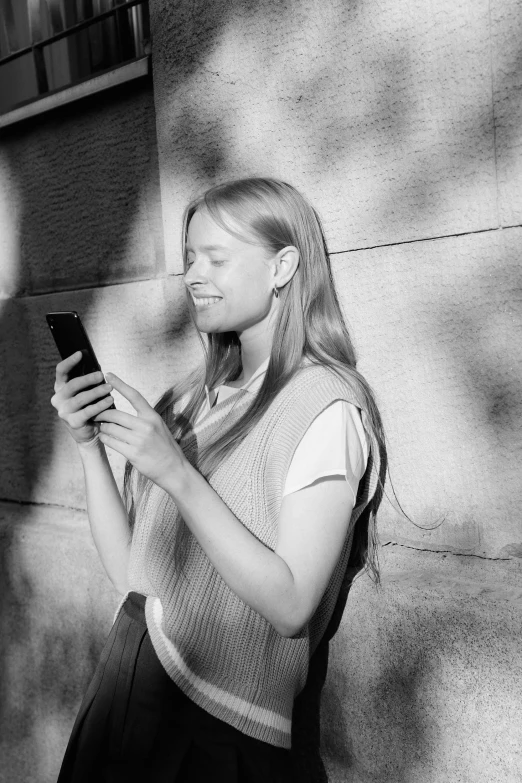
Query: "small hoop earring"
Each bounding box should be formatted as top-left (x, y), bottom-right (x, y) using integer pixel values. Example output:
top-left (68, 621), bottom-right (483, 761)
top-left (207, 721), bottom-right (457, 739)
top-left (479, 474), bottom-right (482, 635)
top-left (273, 285), bottom-right (279, 298)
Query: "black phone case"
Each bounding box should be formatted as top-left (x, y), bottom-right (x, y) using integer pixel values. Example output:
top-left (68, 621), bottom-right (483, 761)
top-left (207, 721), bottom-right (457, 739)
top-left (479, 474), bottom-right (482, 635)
top-left (46, 311), bottom-right (102, 380)
top-left (46, 310), bottom-right (116, 413)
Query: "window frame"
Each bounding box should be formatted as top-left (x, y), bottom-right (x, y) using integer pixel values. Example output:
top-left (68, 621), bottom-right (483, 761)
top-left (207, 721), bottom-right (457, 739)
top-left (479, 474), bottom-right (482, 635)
top-left (0, 0), bottom-right (150, 129)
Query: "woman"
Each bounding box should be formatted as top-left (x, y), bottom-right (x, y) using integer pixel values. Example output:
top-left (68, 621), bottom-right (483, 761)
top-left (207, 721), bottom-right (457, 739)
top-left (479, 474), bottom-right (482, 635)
top-left (52, 178), bottom-right (386, 782)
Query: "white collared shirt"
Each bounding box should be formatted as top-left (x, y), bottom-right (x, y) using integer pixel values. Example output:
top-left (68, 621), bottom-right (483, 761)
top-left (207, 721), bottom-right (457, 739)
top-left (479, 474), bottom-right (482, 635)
top-left (203, 357), bottom-right (270, 410)
top-left (197, 358), bottom-right (368, 503)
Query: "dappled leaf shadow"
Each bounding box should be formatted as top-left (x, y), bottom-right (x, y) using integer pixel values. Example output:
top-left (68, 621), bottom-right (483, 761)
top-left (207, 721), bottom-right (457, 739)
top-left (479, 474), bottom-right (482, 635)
top-left (1, 0), bottom-right (522, 780)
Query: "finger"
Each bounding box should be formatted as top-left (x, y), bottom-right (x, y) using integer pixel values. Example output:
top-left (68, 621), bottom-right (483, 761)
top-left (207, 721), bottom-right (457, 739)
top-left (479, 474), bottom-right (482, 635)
top-left (55, 351), bottom-right (83, 387)
top-left (92, 409), bottom-right (146, 430)
top-left (98, 431), bottom-right (133, 460)
top-left (67, 383), bottom-right (113, 411)
top-left (105, 373), bottom-right (151, 416)
top-left (98, 422), bottom-right (140, 445)
top-left (55, 370), bottom-right (105, 398)
top-left (67, 395), bottom-right (114, 429)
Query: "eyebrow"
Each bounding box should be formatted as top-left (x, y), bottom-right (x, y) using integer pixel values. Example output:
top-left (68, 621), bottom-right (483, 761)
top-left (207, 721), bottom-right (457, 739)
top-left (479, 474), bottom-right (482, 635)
top-left (185, 244), bottom-right (230, 253)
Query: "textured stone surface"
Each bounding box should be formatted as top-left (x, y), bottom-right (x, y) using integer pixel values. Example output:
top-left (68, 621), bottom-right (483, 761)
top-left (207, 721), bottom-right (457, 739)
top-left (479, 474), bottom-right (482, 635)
top-left (0, 502), bottom-right (120, 783)
top-left (0, 150), bottom-right (21, 299)
top-left (332, 226), bottom-right (522, 557)
top-left (0, 277), bottom-right (201, 507)
top-left (491, 0), bottom-right (522, 227)
top-left (1, 511), bottom-right (520, 783)
top-left (0, 77), bottom-right (163, 296)
top-left (149, 0), bottom-right (498, 270)
top-left (322, 547), bottom-right (522, 783)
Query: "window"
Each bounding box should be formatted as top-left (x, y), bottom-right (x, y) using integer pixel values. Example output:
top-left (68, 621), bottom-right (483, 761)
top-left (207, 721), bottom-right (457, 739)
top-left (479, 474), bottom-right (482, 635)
top-left (0, 0), bottom-right (150, 124)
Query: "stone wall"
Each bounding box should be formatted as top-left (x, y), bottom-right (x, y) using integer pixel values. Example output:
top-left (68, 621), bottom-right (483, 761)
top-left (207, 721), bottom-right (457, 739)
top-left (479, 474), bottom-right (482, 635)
top-left (0, 1), bottom-right (521, 780)
top-left (0, 76), bottom-right (198, 780)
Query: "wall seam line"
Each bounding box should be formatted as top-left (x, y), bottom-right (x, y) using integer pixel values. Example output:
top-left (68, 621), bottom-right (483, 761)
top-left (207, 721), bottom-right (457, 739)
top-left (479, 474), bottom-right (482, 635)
top-left (7, 224), bottom-right (522, 296)
top-left (0, 496), bottom-right (85, 512)
top-left (487, 0), bottom-right (502, 228)
top-left (382, 541), bottom-right (514, 563)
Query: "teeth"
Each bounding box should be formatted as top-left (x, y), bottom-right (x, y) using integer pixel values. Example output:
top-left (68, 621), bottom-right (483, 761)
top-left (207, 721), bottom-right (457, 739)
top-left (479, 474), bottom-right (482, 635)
top-left (194, 296), bottom-right (221, 307)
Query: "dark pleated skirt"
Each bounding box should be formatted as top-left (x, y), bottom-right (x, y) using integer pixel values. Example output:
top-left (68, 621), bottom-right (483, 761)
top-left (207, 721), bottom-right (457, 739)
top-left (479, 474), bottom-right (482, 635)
top-left (57, 592), bottom-right (292, 783)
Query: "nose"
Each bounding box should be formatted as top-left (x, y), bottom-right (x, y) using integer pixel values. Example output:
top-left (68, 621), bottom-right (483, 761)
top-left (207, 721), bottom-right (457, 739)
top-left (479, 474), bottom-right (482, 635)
top-left (183, 258), bottom-right (207, 287)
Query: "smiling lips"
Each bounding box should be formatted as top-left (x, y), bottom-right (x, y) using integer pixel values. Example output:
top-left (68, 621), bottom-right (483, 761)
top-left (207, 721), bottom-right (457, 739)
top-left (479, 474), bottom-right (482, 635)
top-left (192, 295), bottom-right (222, 308)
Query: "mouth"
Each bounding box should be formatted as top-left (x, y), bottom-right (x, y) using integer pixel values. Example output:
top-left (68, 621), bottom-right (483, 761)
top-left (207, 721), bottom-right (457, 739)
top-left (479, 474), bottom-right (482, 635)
top-left (191, 295), bottom-right (223, 309)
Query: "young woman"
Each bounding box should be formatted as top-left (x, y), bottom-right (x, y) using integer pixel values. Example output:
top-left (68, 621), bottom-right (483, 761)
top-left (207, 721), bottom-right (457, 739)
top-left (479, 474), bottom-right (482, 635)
top-left (51, 178), bottom-right (386, 782)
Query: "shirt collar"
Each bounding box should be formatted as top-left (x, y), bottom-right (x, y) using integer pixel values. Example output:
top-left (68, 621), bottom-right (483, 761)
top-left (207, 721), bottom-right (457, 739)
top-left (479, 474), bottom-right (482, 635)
top-left (204, 356), bottom-right (270, 405)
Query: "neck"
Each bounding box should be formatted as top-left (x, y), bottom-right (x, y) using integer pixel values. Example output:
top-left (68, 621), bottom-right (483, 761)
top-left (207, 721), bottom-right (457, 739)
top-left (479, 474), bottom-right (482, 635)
top-left (234, 297), bottom-right (279, 384)
top-left (236, 328), bottom-right (273, 384)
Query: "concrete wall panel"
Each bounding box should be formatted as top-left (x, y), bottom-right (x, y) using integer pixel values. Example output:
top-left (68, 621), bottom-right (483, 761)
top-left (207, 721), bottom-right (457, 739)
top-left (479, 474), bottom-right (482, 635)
top-left (322, 547), bottom-right (522, 783)
top-left (0, 78), bottom-right (164, 296)
top-left (150, 0), bottom-right (497, 271)
top-left (2, 509), bottom-right (520, 783)
top-left (0, 502), bottom-right (119, 783)
top-left (332, 227), bottom-right (522, 557)
top-left (492, 0), bottom-right (522, 227)
top-left (0, 277), bottom-right (200, 507)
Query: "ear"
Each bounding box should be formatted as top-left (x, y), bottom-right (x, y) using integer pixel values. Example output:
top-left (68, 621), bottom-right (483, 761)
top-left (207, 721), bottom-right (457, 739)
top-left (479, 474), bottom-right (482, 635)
top-left (273, 246), bottom-right (300, 288)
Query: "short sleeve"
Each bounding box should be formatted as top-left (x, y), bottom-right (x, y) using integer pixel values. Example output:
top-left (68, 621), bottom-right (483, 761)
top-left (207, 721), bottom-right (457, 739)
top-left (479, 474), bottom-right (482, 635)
top-left (282, 400), bottom-right (369, 504)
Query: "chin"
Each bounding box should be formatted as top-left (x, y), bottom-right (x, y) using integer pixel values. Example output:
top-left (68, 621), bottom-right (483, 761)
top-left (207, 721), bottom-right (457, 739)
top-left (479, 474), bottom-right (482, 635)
top-left (194, 320), bottom-right (226, 334)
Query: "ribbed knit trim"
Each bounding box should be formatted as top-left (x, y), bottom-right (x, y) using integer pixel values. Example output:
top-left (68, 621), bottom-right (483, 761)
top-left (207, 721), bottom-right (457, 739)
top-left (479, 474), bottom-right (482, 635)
top-left (146, 597), bottom-right (292, 748)
top-left (112, 590), bottom-right (130, 624)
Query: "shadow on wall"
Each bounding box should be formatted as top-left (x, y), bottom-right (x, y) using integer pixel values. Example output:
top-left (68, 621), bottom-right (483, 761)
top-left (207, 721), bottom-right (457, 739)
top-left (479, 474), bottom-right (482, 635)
top-left (149, 0), bottom-right (522, 250)
top-left (0, 506), bottom-right (115, 778)
top-left (1, 0), bottom-right (522, 780)
top-left (320, 573), bottom-right (434, 783)
top-left (323, 654), bottom-right (429, 783)
top-left (436, 250), bottom-right (522, 449)
top-left (321, 560), bottom-right (522, 783)
top-left (0, 75), bottom-right (170, 776)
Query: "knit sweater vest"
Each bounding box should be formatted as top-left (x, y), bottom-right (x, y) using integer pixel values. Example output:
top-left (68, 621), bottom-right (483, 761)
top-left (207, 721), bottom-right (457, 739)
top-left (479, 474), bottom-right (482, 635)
top-left (127, 363), bottom-right (381, 748)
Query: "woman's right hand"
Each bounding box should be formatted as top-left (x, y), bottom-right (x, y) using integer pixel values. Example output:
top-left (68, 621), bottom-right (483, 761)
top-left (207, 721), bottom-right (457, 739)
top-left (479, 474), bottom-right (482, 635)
top-left (51, 351), bottom-right (115, 445)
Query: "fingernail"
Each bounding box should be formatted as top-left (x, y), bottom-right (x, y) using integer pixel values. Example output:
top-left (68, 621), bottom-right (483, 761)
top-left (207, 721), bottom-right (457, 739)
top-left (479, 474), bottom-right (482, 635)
top-left (105, 373), bottom-right (113, 380)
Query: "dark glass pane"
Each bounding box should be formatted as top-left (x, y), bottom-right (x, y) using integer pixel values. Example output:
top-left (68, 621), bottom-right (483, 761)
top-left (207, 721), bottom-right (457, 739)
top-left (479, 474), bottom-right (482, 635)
top-left (28, 0), bottom-right (66, 43)
top-left (46, 0), bottom-right (66, 36)
top-left (66, 27), bottom-right (92, 82)
top-left (93, 1), bottom-right (116, 16)
top-left (0, 18), bottom-right (11, 59)
top-left (114, 8), bottom-right (135, 62)
top-left (27, 1), bottom-right (47, 43)
top-left (129, 7), bottom-right (146, 58)
top-left (75, 1), bottom-right (95, 23)
top-left (43, 37), bottom-right (71, 91)
top-left (88, 15), bottom-right (119, 72)
top-left (0, 52), bottom-right (38, 112)
top-left (2, 0), bottom-right (31, 52)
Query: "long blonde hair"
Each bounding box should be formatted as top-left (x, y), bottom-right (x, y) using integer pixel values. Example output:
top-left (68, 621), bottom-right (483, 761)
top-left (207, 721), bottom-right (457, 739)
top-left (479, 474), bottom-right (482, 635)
top-left (123, 177), bottom-right (387, 581)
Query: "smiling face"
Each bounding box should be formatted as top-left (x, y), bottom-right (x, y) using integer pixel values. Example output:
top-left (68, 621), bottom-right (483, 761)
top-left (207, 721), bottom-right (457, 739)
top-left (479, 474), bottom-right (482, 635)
top-left (184, 208), bottom-right (279, 338)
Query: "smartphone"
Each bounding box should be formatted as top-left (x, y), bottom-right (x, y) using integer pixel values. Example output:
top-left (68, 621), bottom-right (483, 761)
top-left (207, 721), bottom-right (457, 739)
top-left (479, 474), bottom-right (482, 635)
top-left (46, 310), bottom-right (115, 408)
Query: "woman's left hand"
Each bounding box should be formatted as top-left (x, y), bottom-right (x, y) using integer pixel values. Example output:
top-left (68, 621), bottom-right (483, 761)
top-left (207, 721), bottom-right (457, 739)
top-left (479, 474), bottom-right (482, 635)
top-left (93, 373), bottom-right (186, 490)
